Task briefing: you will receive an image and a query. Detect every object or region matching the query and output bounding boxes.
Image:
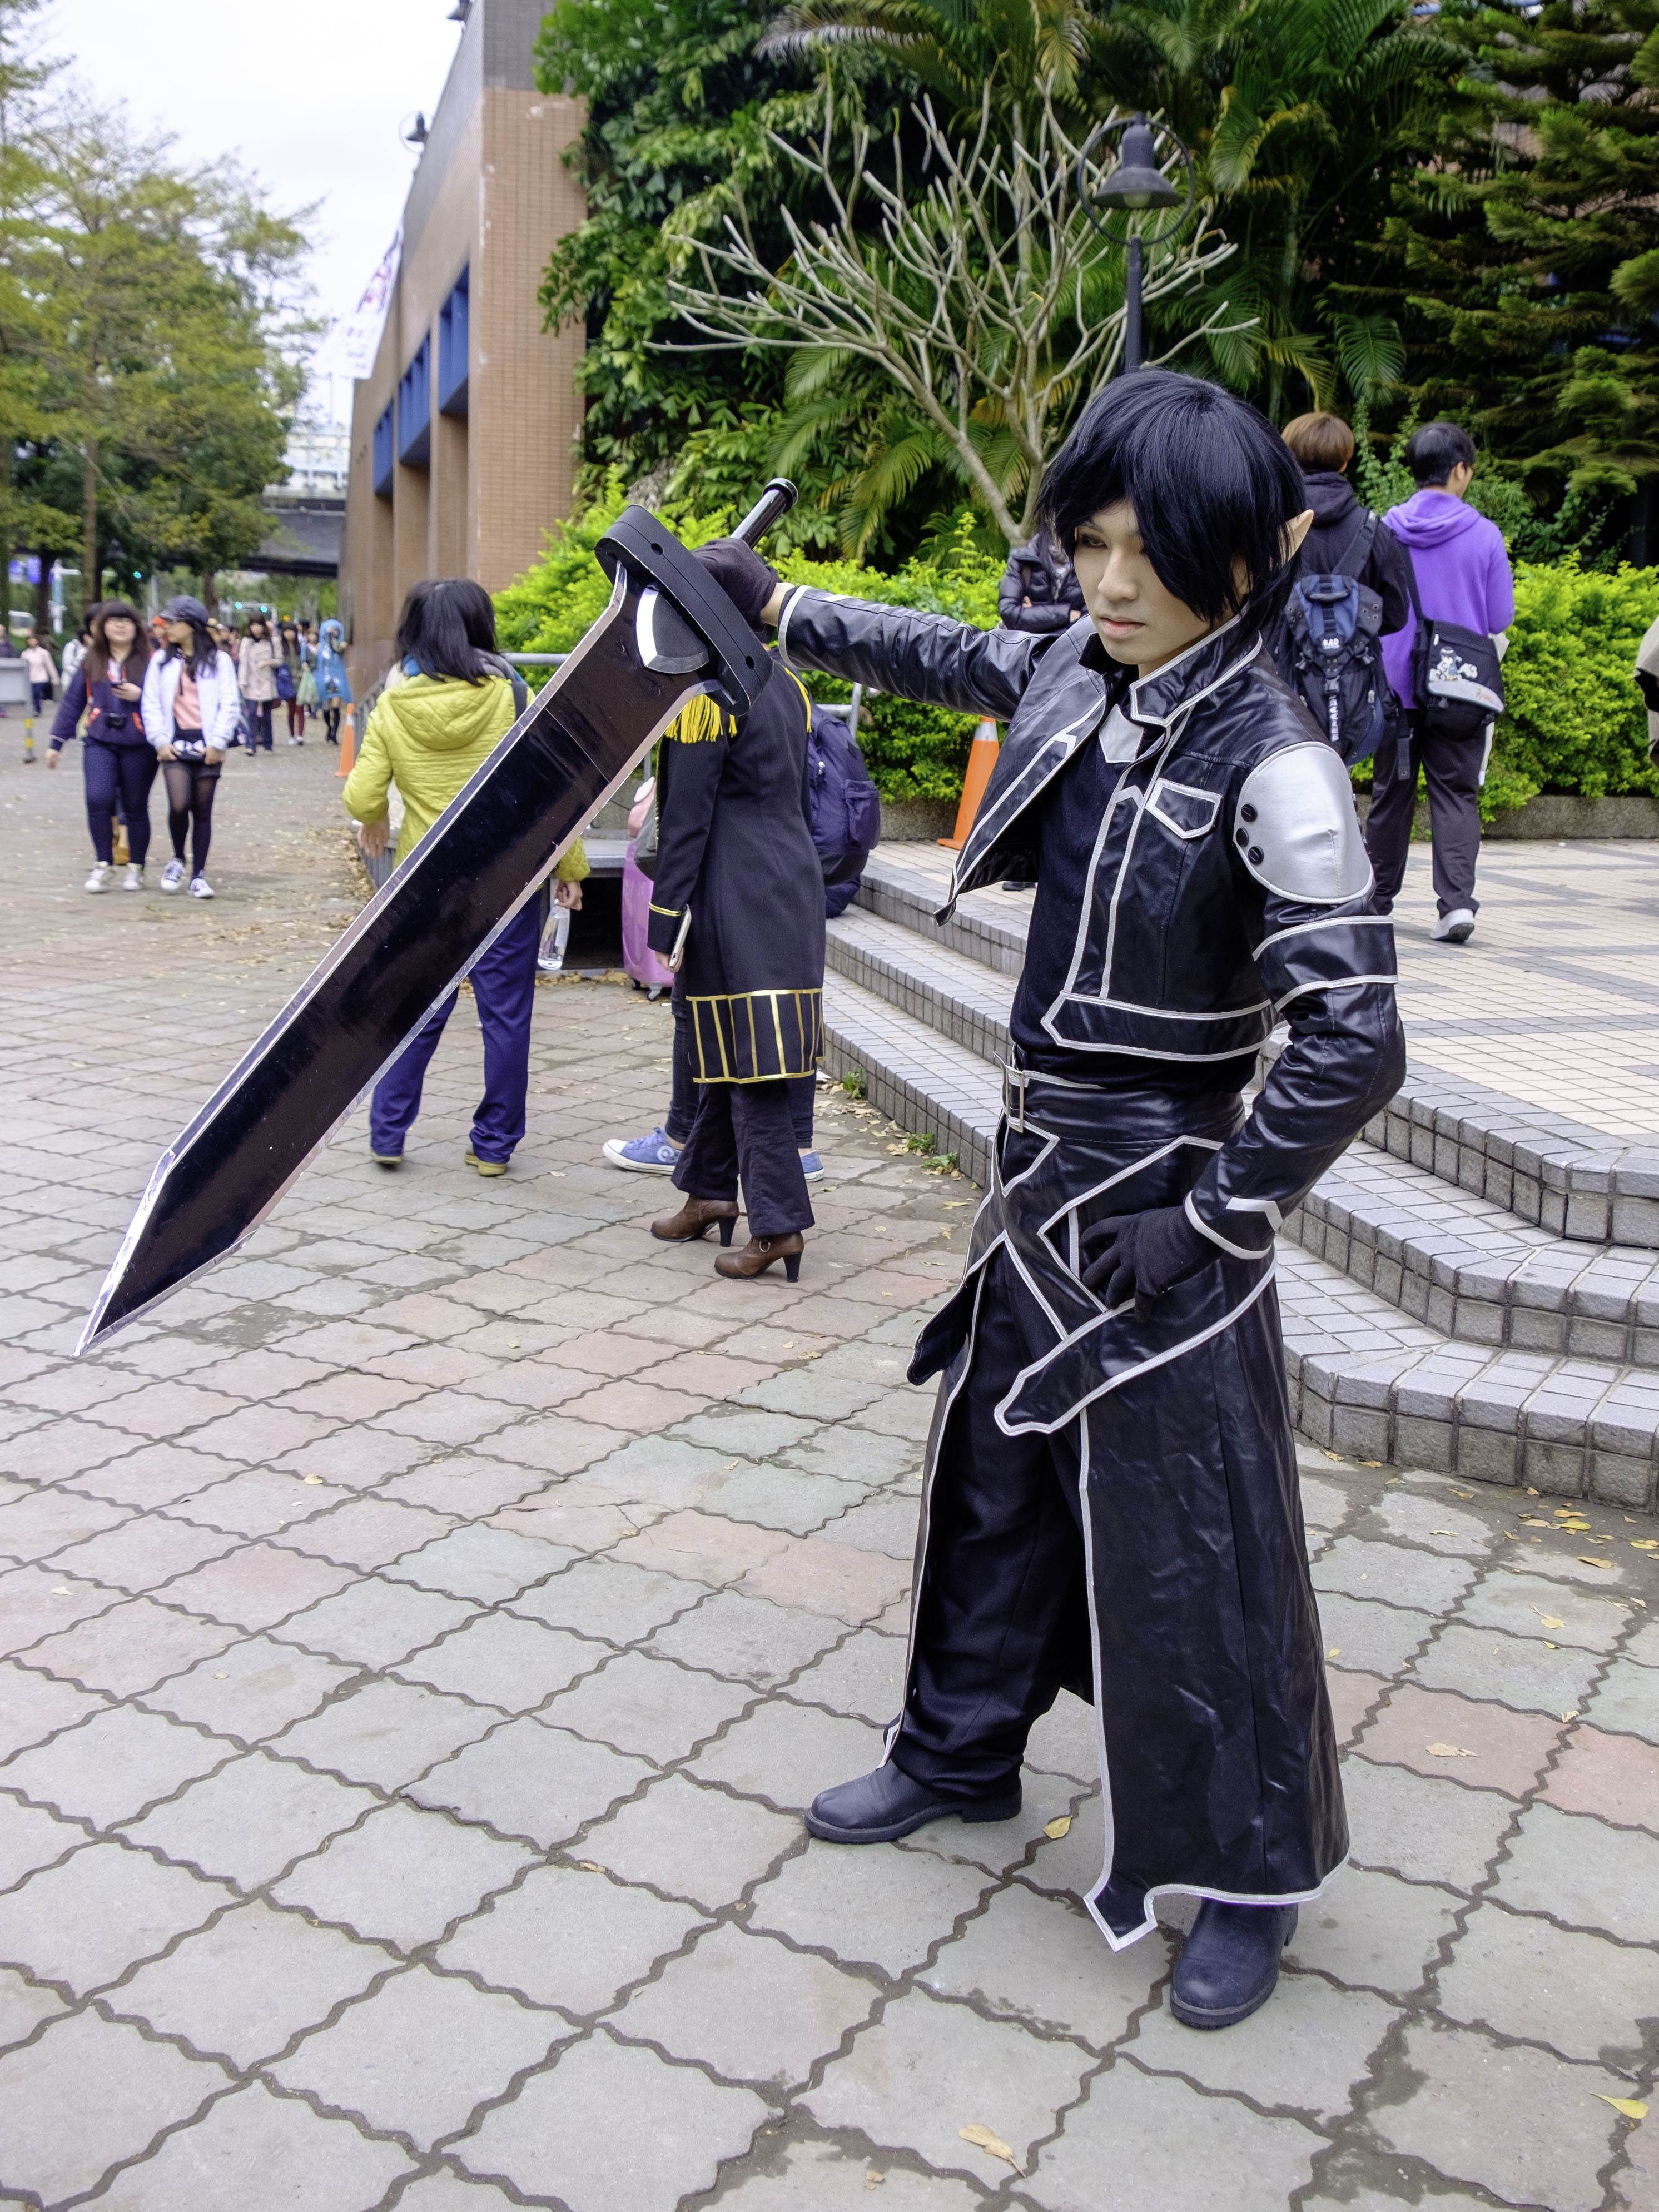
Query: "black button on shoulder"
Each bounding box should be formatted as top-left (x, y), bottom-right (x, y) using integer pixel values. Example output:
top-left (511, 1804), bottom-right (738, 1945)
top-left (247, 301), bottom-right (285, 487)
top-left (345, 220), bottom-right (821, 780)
top-left (1235, 828), bottom-right (1249, 847)
top-left (1240, 803), bottom-right (1258, 822)
top-left (1248, 845), bottom-right (1264, 864)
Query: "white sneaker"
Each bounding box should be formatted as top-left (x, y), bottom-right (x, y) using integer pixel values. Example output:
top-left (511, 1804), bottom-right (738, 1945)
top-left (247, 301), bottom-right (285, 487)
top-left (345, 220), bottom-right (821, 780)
top-left (83, 863), bottom-right (111, 893)
top-left (122, 864), bottom-right (143, 891)
top-left (160, 859), bottom-right (186, 893)
top-left (189, 874), bottom-right (215, 899)
top-left (1430, 908), bottom-right (1475, 944)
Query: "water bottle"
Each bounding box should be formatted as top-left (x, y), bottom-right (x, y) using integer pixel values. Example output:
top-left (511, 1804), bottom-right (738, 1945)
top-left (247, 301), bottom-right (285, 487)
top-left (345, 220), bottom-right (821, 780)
top-left (538, 906), bottom-right (571, 974)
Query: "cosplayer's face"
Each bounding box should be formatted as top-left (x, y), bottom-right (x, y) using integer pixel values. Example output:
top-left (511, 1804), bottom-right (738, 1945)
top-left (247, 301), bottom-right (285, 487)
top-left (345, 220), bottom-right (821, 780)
top-left (1071, 501), bottom-right (1313, 676)
top-left (1070, 504), bottom-right (1216, 675)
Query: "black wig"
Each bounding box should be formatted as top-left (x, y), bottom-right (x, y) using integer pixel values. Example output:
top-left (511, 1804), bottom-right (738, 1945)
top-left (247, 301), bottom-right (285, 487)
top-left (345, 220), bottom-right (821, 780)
top-left (1036, 370), bottom-right (1308, 632)
top-left (395, 578), bottom-right (500, 685)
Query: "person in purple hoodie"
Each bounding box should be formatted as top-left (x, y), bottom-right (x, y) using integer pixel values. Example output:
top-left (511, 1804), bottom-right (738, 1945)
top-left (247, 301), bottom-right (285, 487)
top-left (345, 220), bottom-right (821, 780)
top-left (1366, 421), bottom-right (1514, 943)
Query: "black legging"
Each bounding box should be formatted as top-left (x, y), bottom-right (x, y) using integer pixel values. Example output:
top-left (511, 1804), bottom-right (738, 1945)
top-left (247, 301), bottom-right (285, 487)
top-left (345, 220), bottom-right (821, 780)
top-left (322, 702), bottom-right (342, 744)
top-left (83, 740), bottom-right (157, 867)
top-left (248, 698), bottom-right (275, 750)
top-left (163, 758), bottom-right (221, 878)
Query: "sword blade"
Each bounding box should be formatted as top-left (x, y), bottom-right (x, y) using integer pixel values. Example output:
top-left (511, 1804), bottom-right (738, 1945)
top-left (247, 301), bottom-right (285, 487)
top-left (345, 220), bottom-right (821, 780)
top-left (79, 568), bottom-right (701, 1352)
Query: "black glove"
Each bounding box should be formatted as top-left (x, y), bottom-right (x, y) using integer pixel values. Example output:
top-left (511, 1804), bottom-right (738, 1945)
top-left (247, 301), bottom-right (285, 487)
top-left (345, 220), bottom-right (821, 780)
top-left (694, 538), bottom-right (781, 628)
top-left (1080, 1204), bottom-right (1218, 1318)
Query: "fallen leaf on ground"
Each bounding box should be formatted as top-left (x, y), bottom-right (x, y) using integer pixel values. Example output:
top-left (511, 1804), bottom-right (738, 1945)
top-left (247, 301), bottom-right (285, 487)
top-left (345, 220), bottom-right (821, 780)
top-left (576, 1861), bottom-right (603, 1872)
top-left (1596, 2096), bottom-right (1647, 2121)
top-left (1044, 1816), bottom-right (1072, 1840)
top-left (1429, 1529), bottom-right (1456, 1537)
top-left (1580, 1557), bottom-right (1613, 1569)
top-left (1452, 1489), bottom-right (1473, 1499)
top-left (1327, 1647), bottom-right (1342, 1659)
top-left (1359, 1460), bottom-right (1383, 1468)
top-left (1632, 1540), bottom-right (1658, 1552)
top-left (301, 1474), bottom-right (324, 1485)
top-left (1561, 1711), bottom-right (1579, 1722)
top-left (959, 2125), bottom-right (1021, 2174)
top-left (1536, 1614), bottom-right (1566, 1629)
top-left (1425, 1743), bottom-right (1477, 1758)
top-left (865, 2173), bottom-right (885, 2190)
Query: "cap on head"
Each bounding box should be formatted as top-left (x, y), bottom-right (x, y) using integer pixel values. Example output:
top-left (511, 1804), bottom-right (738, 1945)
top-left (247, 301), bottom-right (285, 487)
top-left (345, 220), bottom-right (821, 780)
top-left (162, 594), bottom-right (211, 627)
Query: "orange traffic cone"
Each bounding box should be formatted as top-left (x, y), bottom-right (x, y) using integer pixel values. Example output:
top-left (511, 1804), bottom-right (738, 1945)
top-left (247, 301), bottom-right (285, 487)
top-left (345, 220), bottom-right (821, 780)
top-left (335, 707), bottom-right (355, 777)
top-left (937, 719), bottom-right (1000, 852)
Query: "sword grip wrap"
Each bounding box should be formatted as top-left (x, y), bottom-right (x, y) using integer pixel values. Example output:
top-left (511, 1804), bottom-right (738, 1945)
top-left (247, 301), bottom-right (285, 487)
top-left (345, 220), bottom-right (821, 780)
top-left (596, 506), bottom-right (774, 718)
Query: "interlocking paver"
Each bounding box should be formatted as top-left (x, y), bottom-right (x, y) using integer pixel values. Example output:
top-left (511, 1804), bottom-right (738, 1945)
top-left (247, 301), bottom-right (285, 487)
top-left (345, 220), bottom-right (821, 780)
top-left (274, 1676), bottom-right (497, 1791)
top-left (1132, 1969), bottom-right (1398, 2122)
top-left (1492, 1800), bottom-right (1659, 1941)
top-left (1353, 1683), bottom-right (1563, 1796)
top-left (269, 1964), bottom-right (569, 2149)
top-left (0, 1840), bottom-right (234, 1993)
top-left (0, 1962), bottom-right (66, 2050)
top-left (162, 1542), bottom-right (356, 1631)
top-left (617, 1920), bottom-right (877, 2084)
top-left (581, 1773), bottom-right (799, 1909)
top-left (271, 1575), bottom-right (479, 1668)
top-left (0, 1795), bottom-right (83, 1891)
top-left (1408, 1621), bottom-right (1605, 1715)
top-left (1542, 1722), bottom-right (1659, 1827)
top-left (750, 1837), bottom-right (992, 1975)
top-left (120, 1747), bottom-right (380, 1887)
top-left (0, 1657), bottom-right (103, 1759)
top-left (456, 2030), bottom-right (769, 2211)
top-left (438, 1862), bottom-right (707, 2012)
top-left (408, 1715), bottom-right (654, 1846)
top-left (22, 1593), bottom-right (240, 1697)
top-left (1024, 2061), bottom-right (1321, 2210)
top-left (271, 1801), bottom-right (533, 1949)
top-left (394, 1609), bottom-right (604, 1712)
top-left (0, 2009), bottom-right (221, 2203)
top-left (385, 1522), bottom-right (573, 1602)
top-left (509, 1555), bottom-right (708, 1642)
top-left (787, 1628), bottom-right (908, 1723)
top-left (136, 1632), bottom-right (355, 1741)
top-left (2, 1703), bottom-right (230, 1827)
top-left (1340, 1754), bottom-right (1520, 1888)
top-left (806, 1987), bottom-right (1092, 2183)
top-left (1368, 2017), bottom-right (1625, 2212)
top-left (1435, 1902), bottom-right (1657, 2066)
top-left (1283, 1865), bottom-right (1461, 2000)
top-left (689, 1698), bottom-right (887, 1812)
top-left (919, 1883), bottom-right (1159, 2046)
top-left (539, 1649), bottom-right (753, 1764)
top-left (92, 2079), bottom-right (414, 2212)
top-left (112, 1898), bottom-right (393, 2065)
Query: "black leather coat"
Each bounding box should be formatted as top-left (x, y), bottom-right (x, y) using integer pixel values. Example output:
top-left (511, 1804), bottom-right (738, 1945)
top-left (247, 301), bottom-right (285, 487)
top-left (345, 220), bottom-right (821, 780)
top-left (778, 585), bottom-right (1407, 1943)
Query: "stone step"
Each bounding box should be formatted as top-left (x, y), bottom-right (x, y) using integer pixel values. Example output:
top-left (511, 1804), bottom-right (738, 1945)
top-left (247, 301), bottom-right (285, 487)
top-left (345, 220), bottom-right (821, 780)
top-left (821, 971), bottom-right (1001, 1186)
top-left (826, 908), bottom-right (1012, 1071)
top-left (856, 846), bottom-right (1031, 977)
top-left (1280, 1242), bottom-right (1659, 1509)
top-left (1284, 1143), bottom-right (1659, 1369)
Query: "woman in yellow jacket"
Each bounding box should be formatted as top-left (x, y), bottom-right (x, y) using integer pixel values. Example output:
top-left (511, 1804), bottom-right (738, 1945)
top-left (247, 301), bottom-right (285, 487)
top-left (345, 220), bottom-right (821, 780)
top-left (344, 578), bottom-right (588, 1176)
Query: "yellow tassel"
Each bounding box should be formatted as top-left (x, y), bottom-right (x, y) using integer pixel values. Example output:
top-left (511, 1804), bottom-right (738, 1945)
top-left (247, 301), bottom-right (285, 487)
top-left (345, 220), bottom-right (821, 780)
top-left (665, 694), bottom-right (732, 744)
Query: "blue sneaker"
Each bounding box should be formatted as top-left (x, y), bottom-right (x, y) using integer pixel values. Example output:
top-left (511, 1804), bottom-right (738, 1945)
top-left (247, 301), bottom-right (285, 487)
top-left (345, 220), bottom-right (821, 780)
top-left (603, 1127), bottom-right (684, 1176)
top-left (799, 1151), bottom-right (825, 1181)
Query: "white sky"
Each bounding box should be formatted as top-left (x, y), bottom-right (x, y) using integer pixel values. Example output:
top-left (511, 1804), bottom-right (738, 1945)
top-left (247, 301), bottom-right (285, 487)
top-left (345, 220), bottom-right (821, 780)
top-left (40, 0), bottom-right (470, 423)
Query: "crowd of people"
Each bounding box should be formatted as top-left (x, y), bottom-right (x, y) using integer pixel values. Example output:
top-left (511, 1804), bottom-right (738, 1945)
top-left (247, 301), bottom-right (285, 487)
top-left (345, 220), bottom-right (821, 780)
top-left (37, 597), bottom-right (351, 897)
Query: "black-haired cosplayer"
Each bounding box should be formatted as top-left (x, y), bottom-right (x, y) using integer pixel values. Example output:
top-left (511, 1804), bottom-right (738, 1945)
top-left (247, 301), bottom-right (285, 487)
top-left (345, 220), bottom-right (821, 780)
top-left (697, 371), bottom-right (1406, 2031)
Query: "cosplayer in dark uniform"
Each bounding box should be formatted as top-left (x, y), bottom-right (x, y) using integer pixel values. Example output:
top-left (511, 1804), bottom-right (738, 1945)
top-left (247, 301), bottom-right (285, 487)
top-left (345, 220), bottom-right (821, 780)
top-left (645, 665), bottom-right (825, 1280)
top-left (693, 372), bottom-right (1405, 2031)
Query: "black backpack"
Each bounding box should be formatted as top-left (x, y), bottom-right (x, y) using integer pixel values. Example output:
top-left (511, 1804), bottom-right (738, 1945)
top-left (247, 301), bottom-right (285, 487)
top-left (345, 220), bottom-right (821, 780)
top-left (1276, 512), bottom-right (1392, 766)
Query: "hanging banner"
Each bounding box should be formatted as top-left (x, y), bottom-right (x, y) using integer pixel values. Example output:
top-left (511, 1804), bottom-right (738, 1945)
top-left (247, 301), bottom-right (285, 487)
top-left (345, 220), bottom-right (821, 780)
top-left (312, 228), bottom-right (402, 382)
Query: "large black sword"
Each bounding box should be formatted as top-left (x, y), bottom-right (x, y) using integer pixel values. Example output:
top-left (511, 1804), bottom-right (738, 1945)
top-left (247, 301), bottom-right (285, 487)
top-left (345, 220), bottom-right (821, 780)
top-left (79, 484), bottom-right (797, 1354)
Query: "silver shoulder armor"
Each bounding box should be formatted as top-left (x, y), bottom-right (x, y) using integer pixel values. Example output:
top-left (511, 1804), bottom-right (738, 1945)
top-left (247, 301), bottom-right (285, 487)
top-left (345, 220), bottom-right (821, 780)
top-left (1232, 742), bottom-right (1372, 906)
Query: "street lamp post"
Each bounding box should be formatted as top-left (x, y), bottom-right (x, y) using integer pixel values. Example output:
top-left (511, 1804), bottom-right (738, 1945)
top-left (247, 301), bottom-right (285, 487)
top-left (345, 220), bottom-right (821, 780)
top-left (1077, 113), bottom-right (1194, 374)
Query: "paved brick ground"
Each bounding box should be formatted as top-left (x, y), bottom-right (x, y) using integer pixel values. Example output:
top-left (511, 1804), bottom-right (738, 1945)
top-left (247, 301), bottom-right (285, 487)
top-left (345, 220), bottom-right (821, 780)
top-left (1, 743), bottom-right (1655, 2211)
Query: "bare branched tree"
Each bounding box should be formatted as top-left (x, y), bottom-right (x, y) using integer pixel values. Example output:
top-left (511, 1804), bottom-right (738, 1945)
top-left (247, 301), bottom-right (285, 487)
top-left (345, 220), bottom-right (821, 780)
top-left (664, 85), bottom-right (1245, 544)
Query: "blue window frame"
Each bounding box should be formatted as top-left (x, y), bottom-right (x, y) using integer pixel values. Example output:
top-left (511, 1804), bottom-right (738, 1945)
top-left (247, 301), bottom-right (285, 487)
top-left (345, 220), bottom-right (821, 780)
top-left (397, 336), bottom-right (431, 466)
top-left (372, 401), bottom-right (394, 497)
top-left (438, 268), bottom-right (469, 417)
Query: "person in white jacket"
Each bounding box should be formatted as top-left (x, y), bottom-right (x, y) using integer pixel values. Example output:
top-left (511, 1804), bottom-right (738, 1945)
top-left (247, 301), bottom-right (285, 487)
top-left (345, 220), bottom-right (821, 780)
top-left (140, 594), bottom-right (240, 898)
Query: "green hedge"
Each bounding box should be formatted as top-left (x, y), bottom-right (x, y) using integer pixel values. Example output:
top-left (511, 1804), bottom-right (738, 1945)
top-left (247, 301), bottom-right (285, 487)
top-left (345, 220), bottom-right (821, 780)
top-left (496, 488), bottom-right (1659, 820)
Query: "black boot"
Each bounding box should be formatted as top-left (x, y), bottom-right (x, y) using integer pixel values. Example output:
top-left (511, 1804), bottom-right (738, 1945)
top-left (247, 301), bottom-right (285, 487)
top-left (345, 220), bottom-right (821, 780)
top-left (1170, 1901), bottom-right (1298, 2030)
top-left (806, 1762), bottom-right (1020, 1844)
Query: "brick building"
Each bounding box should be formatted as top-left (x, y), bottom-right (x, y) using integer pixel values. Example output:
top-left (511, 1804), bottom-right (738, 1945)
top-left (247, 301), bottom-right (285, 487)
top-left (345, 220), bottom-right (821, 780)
top-left (337, 0), bottom-right (584, 701)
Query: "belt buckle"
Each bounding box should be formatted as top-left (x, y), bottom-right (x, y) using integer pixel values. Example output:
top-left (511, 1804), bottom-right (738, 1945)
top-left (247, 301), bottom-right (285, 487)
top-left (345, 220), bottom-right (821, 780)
top-left (1001, 1059), bottom-right (1027, 1135)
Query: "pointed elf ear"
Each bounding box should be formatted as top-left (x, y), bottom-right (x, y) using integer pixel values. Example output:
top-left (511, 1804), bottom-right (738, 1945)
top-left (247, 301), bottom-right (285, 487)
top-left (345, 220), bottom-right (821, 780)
top-left (1284, 509), bottom-right (1315, 560)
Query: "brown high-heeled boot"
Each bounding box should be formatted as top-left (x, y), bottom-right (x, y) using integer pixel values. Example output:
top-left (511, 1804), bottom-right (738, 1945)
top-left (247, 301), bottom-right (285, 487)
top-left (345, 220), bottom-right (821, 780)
top-left (650, 1196), bottom-right (739, 1245)
top-left (714, 1231), bottom-right (804, 1282)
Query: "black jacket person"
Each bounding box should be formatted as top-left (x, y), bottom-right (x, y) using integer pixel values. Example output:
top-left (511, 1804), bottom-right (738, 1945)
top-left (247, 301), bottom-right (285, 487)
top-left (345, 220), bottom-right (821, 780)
top-left (694, 373), bottom-right (1406, 2033)
top-left (644, 659), bottom-right (826, 1279)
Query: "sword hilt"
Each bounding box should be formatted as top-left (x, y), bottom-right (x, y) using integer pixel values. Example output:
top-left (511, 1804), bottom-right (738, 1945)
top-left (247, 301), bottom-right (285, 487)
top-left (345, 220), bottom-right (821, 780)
top-left (734, 479), bottom-right (797, 548)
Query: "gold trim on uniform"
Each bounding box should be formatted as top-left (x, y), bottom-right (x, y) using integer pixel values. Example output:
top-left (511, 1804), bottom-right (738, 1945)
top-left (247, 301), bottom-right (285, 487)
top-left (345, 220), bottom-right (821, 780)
top-left (687, 989), bottom-right (824, 1083)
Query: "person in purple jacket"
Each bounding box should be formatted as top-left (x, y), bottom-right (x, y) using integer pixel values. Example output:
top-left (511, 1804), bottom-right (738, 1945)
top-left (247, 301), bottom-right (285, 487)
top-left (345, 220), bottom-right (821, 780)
top-left (46, 600), bottom-right (155, 893)
top-left (1366, 420), bottom-right (1514, 944)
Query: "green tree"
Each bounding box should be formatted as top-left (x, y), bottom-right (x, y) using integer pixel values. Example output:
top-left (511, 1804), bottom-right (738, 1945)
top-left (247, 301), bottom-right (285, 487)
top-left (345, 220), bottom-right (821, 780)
top-left (1360, 0), bottom-right (1659, 516)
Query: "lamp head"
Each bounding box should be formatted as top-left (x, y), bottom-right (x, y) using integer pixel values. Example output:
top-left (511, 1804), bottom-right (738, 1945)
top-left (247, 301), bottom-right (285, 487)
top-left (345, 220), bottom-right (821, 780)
top-left (1096, 115), bottom-right (1181, 212)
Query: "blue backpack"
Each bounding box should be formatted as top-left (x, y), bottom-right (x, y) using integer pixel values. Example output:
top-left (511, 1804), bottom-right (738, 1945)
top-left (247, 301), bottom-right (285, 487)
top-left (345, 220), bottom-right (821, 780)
top-left (1276, 511), bottom-right (1393, 767)
top-left (807, 705), bottom-right (881, 916)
